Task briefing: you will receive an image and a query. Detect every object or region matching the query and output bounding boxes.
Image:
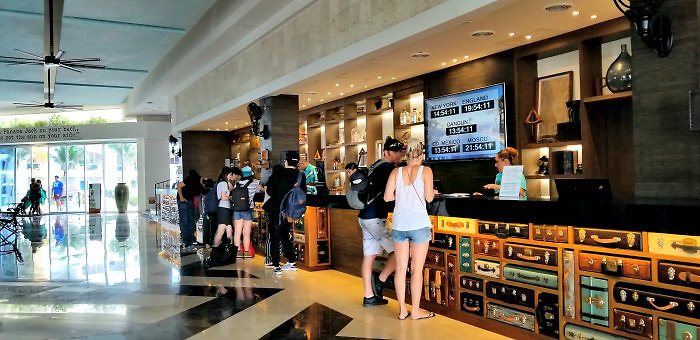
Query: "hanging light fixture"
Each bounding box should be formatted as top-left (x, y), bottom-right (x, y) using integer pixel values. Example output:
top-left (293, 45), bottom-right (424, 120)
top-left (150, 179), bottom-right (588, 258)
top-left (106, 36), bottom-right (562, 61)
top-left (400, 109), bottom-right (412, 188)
top-left (613, 0), bottom-right (673, 57)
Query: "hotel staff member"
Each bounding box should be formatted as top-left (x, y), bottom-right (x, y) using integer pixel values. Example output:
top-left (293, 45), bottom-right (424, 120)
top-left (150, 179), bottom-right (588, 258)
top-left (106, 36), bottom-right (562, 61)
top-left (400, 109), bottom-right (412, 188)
top-left (474, 147), bottom-right (527, 198)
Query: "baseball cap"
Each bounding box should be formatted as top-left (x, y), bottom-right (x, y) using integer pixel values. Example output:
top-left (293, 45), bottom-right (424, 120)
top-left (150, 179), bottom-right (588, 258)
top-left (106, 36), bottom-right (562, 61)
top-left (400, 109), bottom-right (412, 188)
top-left (384, 137), bottom-right (406, 152)
top-left (241, 166), bottom-right (253, 177)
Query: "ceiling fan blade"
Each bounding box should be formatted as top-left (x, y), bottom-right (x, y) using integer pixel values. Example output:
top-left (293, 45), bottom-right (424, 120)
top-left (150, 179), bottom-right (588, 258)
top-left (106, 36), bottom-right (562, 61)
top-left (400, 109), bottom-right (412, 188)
top-left (63, 58), bottom-right (101, 63)
top-left (0, 55), bottom-right (42, 62)
top-left (62, 63), bottom-right (105, 69)
top-left (58, 64), bottom-right (82, 72)
top-left (55, 50), bottom-right (64, 59)
top-left (14, 104), bottom-right (44, 108)
top-left (13, 49), bottom-right (43, 59)
top-left (3, 61), bottom-right (44, 66)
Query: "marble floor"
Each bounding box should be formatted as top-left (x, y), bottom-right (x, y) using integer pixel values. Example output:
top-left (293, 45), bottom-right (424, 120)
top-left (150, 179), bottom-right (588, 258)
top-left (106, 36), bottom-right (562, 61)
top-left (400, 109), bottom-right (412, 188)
top-left (0, 213), bottom-right (510, 340)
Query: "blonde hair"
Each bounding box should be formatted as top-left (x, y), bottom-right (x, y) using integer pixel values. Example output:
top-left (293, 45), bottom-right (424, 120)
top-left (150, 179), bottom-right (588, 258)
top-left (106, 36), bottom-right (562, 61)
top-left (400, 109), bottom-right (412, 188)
top-left (405, 138), bottom-right (425, 161)
top-left (496, 147), bottom-right (519, 164)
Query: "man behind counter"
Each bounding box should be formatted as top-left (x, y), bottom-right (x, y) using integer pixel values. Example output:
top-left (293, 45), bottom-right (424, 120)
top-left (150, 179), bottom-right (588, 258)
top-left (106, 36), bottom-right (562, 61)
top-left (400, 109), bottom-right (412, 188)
top-left (298, 159), bottom-right (318, 194)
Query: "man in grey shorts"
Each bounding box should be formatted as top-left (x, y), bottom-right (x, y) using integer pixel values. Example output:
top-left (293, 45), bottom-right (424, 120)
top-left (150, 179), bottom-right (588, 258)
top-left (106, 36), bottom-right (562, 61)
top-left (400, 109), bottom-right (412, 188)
top-left (357, 137), bottom-right (404, 306)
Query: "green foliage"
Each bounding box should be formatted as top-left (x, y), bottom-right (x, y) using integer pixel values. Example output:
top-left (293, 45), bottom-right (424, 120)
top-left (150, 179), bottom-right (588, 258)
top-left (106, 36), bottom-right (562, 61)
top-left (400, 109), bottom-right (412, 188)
top-left (0, 114), bottom-right (116, 129)
top-left (47, 114), bottom-right (73, 126)
top-left (85, 116), bottom-right (109, 124)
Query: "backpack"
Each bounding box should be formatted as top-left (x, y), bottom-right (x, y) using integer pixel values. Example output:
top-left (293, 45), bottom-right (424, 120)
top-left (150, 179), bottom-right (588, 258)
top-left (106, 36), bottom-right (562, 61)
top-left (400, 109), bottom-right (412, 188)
top-left (346, 160), bottom-right (388, 209)
top-left (231, 180), bottom-right (252, 211)
top-left (203, 181), bottom-right (221, 215)
top-left (280, 172), bottom-right (306, 223)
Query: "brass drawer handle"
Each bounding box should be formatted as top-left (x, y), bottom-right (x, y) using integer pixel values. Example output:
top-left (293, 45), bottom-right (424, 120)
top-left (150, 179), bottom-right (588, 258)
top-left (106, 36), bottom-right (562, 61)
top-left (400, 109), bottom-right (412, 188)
top-left (591, 235), bottom-right (621, 244)
top-left (498, 312), bottom-right (518, 322)
top-left (646, 297), bottom-right (679, 311)
top-left (477, 265), bottom-right (495, 273)
top-left (463, 304), bottom-right (480, 312)
top-left (517, 253), bottom-right (541, 261)
top-left (563, 270), bottom-right (571, 299)
top-left (584, 295), bottom-right (605, 309)
top-left (672, 240), bottom-right (700, 253)
top-left (679, 271), bottom-right (700, 283)
top-left (517, 273), bottom-right (540, 281)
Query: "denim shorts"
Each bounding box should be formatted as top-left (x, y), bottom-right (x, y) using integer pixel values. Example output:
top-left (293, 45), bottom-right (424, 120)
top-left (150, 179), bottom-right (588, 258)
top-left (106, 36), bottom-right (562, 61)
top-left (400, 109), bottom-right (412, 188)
top-left (233, 209), bottom-right (253, 221)
top-left (217, 207), bottom-right (231, 225)
top-left (392, 227), bottom-right (432, 244)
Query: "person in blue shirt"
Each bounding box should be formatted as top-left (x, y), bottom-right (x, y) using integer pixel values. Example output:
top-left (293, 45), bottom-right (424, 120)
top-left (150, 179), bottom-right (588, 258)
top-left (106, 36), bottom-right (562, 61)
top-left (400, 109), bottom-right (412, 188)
top-left (297, 159), bottom-right (318, 194)
top-left (480, 147), bottom-right (527, 198)
top-left (52, 175), bottom-right (64, 210)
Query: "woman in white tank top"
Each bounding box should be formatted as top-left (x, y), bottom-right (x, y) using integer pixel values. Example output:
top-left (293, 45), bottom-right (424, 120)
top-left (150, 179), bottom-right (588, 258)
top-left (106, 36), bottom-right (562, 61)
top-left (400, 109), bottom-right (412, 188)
top-left (384, 138), bottom-right (437, 320)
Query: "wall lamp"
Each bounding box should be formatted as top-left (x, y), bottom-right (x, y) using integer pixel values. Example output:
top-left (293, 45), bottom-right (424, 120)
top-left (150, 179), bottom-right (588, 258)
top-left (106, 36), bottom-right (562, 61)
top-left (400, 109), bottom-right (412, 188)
top-left (613, 0), bottom-right (673, 57)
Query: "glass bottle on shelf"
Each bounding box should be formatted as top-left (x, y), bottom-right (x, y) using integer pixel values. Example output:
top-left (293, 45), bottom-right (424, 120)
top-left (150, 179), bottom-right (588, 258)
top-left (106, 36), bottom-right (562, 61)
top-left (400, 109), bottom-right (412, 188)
top-left (400, 108), bottom-right (408, 125)
top-left (410, 108), bottom-right (417, 124)
top-left (416, 108), bottom-right (423, 123)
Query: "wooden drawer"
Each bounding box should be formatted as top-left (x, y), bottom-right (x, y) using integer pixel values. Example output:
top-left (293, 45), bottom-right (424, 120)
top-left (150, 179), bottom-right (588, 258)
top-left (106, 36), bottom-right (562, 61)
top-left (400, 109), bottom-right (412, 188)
top-left (486, 281), bottom-right (535, 308)
top-left (447, 254), bottom-right (457, 308)
top-left (562, 250), bottom-right (576, 319)
top-left (574, 228), bottom-right (642, 251)
top-left (564, 324), bottom-right (628, 340)
top-left (536, 293), bottom-right (559, 339)
top-left (437, 216), bottom-right (476, 234)
top-left (504, 243), bottom-right (557, 267)
top-left (532, 224), bottom-right (569, 243)
top-left (473, 237), bottom-right (500, 257)
top-left (459, 236), bottom-right (472, 273)
top-left (578, 252), bottom-right (651, 280)
top-left (503, 264), bottom-right (558, 289)
top-left (581, 275), bottom-right (609, 327)
top-left (479, 221), bottom-right (529, 239)
top-left (613, 309), bottom-right (653, 339)
top-left (423, 268), bottom-right (447, 305)
top-left (614, 282), bottom-right (700, 319)
top-left (474, 259), bottom-right (500, 278)
top-left (649, 232), bottom-right (700, 258)
top-left (460, 291), bottom-right (483, 316)
top-left (659, 261), bottom-right (700, 288)
top-left (425, 250), bottom-right (445, 269)
top-left (430, 232), bottom-right (457, 251)
top-left (659, 318), bottom-right (700, 340)
top-left (459, 275), bottom-right (483, 292)
top-left (486, 303), bottom-right (535, 332)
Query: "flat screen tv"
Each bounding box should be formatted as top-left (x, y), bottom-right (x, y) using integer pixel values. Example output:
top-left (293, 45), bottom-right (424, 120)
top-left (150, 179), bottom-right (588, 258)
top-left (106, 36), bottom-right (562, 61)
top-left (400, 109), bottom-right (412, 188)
top-left (424, 83), bottom-right (506, 161)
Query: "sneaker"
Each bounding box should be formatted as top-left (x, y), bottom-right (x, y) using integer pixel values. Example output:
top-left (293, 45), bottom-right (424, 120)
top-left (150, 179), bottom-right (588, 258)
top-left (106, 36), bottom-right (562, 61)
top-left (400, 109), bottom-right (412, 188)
top-left (243, 251), bottom-right (254, 259)
top-left (236, 251), bottom-right (245, 259)
top-left (264, 262), bottom-right (275, 268)
top-left (281, 262), bottom-right (298, 271)
top-left (363, 296), bottom-right (388, 307)
top-left (273, 266), bottom-right (282, 275)
top-left (371, 272), bottom-right (385, 299)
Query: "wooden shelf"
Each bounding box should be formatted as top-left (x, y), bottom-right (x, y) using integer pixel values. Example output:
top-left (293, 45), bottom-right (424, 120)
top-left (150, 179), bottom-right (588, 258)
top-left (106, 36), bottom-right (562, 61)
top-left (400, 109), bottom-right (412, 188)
top-left (521, 141), bottom-right (582, 149)
top-left (583, 90), bottom-right (632, 103)
top-left (308, 122), bottom-right (322, 128)
top-left (396, 121), bottom-right (425, 128)
top-left (525, 174), bottom-right (582, 180)
top-left (325, 141), bottom-right (366, 149)
top-left (525, 175), bottom-right (549, 180)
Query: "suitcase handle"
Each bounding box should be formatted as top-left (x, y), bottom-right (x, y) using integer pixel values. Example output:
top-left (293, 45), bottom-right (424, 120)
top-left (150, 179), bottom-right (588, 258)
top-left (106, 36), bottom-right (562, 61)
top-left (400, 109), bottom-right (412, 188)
top-left (591, 235), bottom-right (621, 244)
top-left (679, 271), bottom-right (700, 283)
top-left (619, 315), bottom-right (646, 335)
top-left (517, 273), bottom-right (540, 281)
top-left (646, 297), bottom-right (678, 311)
top-left (463, 303), bottom-right (480, 312)
top-left (517, 253), bottom-right (541, 262)
top-left (601, 258), bottom-right (623, 276)
top-left (563, 270), bottom-right (571, 299)
top-left (477, 265), bottom-right (495, 273)
top-left (498, 312), bottom-right (518, 322)
top-left (671, 241), bottom-right (700, 253)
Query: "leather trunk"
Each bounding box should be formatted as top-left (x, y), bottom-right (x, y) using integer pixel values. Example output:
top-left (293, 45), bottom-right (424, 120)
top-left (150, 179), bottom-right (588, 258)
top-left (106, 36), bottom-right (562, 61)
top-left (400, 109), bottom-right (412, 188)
top-left (564, 324), bottom-right (628, 340)
top-left (659, 261), bottom-right (700, 288)
top-left (486, 302), bottom-right (535, 331)
top-left (536, 292), bottom-right (559, 338)
top-left (423, 268), bottom-right (447, 305)
top-left (459, 236), bottom-right (472, 273)
top-left (578, 252), bottom-right (651, 280)
top-left (460, 291), bottom-right (483, 316)
top-left (649, 232), bottom-right (700, 258)
top-left (659, 318), bottom-right (700, 340)
top-left (562, 249), bottom-right (576, 319)
top-left (473, 237), bottom-right (500, 258)
top-left (614, 282), bottom-right (700, 319)
top-left (460, 275), bottom-right (483, 292)
top-left (486, 281), bottom-right (535, 308)
top-left (574, 227), bottom-right (642, 251)
top-left (503, 264), bottom-right (558, 289)
top-left (533, 224), bottom-right (569, 243)
top-left (479, 221), bottom-right (528, 239)
top-left (430, 232), bottom-right (457, 251)
top-left (613, 308), bottom-right (653, 339)
top-left (581, 275), bottom-right (609, 326)
top-left (504, 243), bottom-right (557, 267)
top-left (474, 259), bottom-right (500, 278)
top-left (447, 254), bottom-right (457, 308)
top-left (424, 249), bottom-right (445, 269)
top-left (438, 216), bottom-right (476, 234)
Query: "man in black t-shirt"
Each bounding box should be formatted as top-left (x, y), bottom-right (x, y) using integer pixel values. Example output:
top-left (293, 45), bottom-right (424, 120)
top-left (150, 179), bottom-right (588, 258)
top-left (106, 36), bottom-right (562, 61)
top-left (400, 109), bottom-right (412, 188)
top-left (358, 137), bottom-right (404, 306)
top-left (177, 169), bottom-right (205, 250)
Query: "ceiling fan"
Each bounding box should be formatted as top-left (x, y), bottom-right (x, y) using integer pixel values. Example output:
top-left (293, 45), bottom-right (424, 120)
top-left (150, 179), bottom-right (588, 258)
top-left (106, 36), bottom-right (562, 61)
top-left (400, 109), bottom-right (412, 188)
top-left (13, 71), bottom-right (82, 111)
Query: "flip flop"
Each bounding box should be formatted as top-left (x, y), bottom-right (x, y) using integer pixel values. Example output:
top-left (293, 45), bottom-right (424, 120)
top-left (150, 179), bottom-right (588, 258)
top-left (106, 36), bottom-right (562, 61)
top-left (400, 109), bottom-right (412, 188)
top-left (413, 312), bottom-right (436, 320)
top-left (398, 312), bottom-right (411, 320)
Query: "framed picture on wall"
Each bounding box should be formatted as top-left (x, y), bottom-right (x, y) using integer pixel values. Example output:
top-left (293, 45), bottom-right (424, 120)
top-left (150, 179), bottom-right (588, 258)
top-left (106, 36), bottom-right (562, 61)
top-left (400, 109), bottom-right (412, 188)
top-left (536, 71), bottom-right (573, 142)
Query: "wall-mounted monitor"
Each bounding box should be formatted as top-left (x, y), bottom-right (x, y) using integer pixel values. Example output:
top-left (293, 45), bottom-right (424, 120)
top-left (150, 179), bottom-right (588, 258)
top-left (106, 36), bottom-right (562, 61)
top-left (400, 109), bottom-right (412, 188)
top-left (424, 83), bottom-right (506, 162)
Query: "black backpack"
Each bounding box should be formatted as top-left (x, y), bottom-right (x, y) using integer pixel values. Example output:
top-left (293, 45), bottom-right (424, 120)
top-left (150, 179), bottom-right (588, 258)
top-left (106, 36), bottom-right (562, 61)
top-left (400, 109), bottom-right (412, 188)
top-left (203, 181), bottom-right (221, 215)
top-left (231, 180), bottom-right (253, 211)
top-left (346, 160), bottom-right (388, 209)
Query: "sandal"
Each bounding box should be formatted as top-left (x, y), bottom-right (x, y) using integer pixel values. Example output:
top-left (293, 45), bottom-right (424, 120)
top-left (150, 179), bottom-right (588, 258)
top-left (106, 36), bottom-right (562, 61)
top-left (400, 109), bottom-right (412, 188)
top-left (398, 312), bottom-right (411, 320)
top-left (413, 312), bottom-right (436, 320)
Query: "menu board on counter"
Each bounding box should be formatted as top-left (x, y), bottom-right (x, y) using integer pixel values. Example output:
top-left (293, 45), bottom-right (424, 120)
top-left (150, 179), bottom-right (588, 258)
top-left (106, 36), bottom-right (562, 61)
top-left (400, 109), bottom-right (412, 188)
top-left (424, 83), bottom-right (506, 161)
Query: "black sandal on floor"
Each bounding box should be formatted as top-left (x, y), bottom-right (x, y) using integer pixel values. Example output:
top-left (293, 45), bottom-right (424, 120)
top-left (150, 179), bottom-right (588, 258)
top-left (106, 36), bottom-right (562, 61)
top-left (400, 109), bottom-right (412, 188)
top-left (398, 312), bottom-right (411, 320)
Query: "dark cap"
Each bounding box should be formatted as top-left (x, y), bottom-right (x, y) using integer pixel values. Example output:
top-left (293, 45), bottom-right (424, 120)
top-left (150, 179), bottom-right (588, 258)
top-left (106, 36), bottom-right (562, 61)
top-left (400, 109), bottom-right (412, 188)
top-left (384, 137), bottom-right (406, 152)
top-left (284, 150), bottom-right (300, 166)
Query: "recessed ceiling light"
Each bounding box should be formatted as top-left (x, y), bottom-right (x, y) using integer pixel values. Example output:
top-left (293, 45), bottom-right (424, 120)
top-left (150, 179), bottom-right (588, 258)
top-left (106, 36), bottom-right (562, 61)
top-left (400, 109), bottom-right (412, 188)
top-left (377, 76), bottom-right (382, 79)
top-left (340, 92), bottom-right (344, 95)
top-left (216, 128), bottom-right (220, 131)
top-left (320, 99), bottom-right (324, 102)
top-left (335, 83), bottom-right (339, 87)
top-left (441, 62), bottom-right (446, 66)
top-left (509, 32), bottom-right (515, 37)
top-left (471, 30), bottom-right (494, 38)
top-left (452, 58), bottom-right (457, 62)
top-left (245, 122), bottom-right (249, 125)
top-left (544, 3), bottom-right (573, 12)
top-left (307, 98), bottom-right (312, 101)
top-left (364, 85), bottom-right (367, 88)
top-left (525, 35), bottom-right (532, 40)
top-left (327, 92), bottom-right (331, 95)
top-left (225, 121), bottom-right (228, 125)
top-left (350, 84), bottom-right (354, 87)
top-left (207, 128), bottom-right (211, 131)
top-left (464, 55), bottom-right (469, 59)
top-left (572, 10), bottom-right (580, 15)
top-left (302, 105), bottom-right (306, 107)
top-left (409, 52), bottom-right (431, 59)
top-left (392, 77), bottom-right (396, 80)
top-left (590, 14), bottom-right (597, 19)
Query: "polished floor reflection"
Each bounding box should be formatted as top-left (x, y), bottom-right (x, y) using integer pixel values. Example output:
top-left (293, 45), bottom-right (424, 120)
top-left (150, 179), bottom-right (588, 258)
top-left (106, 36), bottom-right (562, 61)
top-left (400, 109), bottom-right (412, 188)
top-left (0, 213), bottom-right (508, 339)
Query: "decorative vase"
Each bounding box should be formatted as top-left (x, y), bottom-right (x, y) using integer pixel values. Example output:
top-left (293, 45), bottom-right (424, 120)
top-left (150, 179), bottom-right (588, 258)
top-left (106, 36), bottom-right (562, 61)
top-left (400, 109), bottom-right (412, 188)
top-left (114, 183), bottom-right (129, 213)
top-left (115, 214), bottom-right (130, 242)
top-left (606, 44), bottom-right (632, 93)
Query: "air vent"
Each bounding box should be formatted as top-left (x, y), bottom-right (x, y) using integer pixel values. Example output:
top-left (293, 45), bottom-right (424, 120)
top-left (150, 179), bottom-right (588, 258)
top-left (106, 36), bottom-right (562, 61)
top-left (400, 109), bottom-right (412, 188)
top-left (544, 3), bottom-right (572, 12)
top-left (409, 52), bottom-right (431, 59)
top-left (302, 91), bottom-right (317, 95)
top-left (471, 30), bottom-right (494, 38)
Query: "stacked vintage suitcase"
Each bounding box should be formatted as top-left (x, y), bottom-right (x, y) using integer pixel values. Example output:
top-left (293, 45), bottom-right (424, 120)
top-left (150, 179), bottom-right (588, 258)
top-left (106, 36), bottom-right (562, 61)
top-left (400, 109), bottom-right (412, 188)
top-left (384, 214), bottom-right (700, 339)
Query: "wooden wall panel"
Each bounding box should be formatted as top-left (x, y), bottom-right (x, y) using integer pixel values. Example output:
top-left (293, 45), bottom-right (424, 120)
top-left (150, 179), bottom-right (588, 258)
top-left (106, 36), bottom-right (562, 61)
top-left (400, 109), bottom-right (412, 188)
top-left (329, 208), bottom-right (362, 276)
top-left (182, 131), bottom-right (231, 180)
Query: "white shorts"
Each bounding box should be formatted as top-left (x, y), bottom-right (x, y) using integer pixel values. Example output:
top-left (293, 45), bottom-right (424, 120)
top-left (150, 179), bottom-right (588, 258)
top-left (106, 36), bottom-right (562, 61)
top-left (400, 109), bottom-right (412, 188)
top-left (358, 217), bottom-right (394, 256)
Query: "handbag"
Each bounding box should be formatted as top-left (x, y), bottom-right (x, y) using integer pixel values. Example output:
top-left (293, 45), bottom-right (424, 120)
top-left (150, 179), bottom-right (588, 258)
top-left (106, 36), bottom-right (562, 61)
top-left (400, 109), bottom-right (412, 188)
top-left (405, 166), bottom-right (448, 216)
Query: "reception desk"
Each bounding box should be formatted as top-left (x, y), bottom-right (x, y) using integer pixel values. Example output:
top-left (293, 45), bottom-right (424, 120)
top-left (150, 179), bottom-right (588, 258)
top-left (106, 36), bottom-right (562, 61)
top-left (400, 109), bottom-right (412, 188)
top-left (308, 194), bottom-right (700, 340)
